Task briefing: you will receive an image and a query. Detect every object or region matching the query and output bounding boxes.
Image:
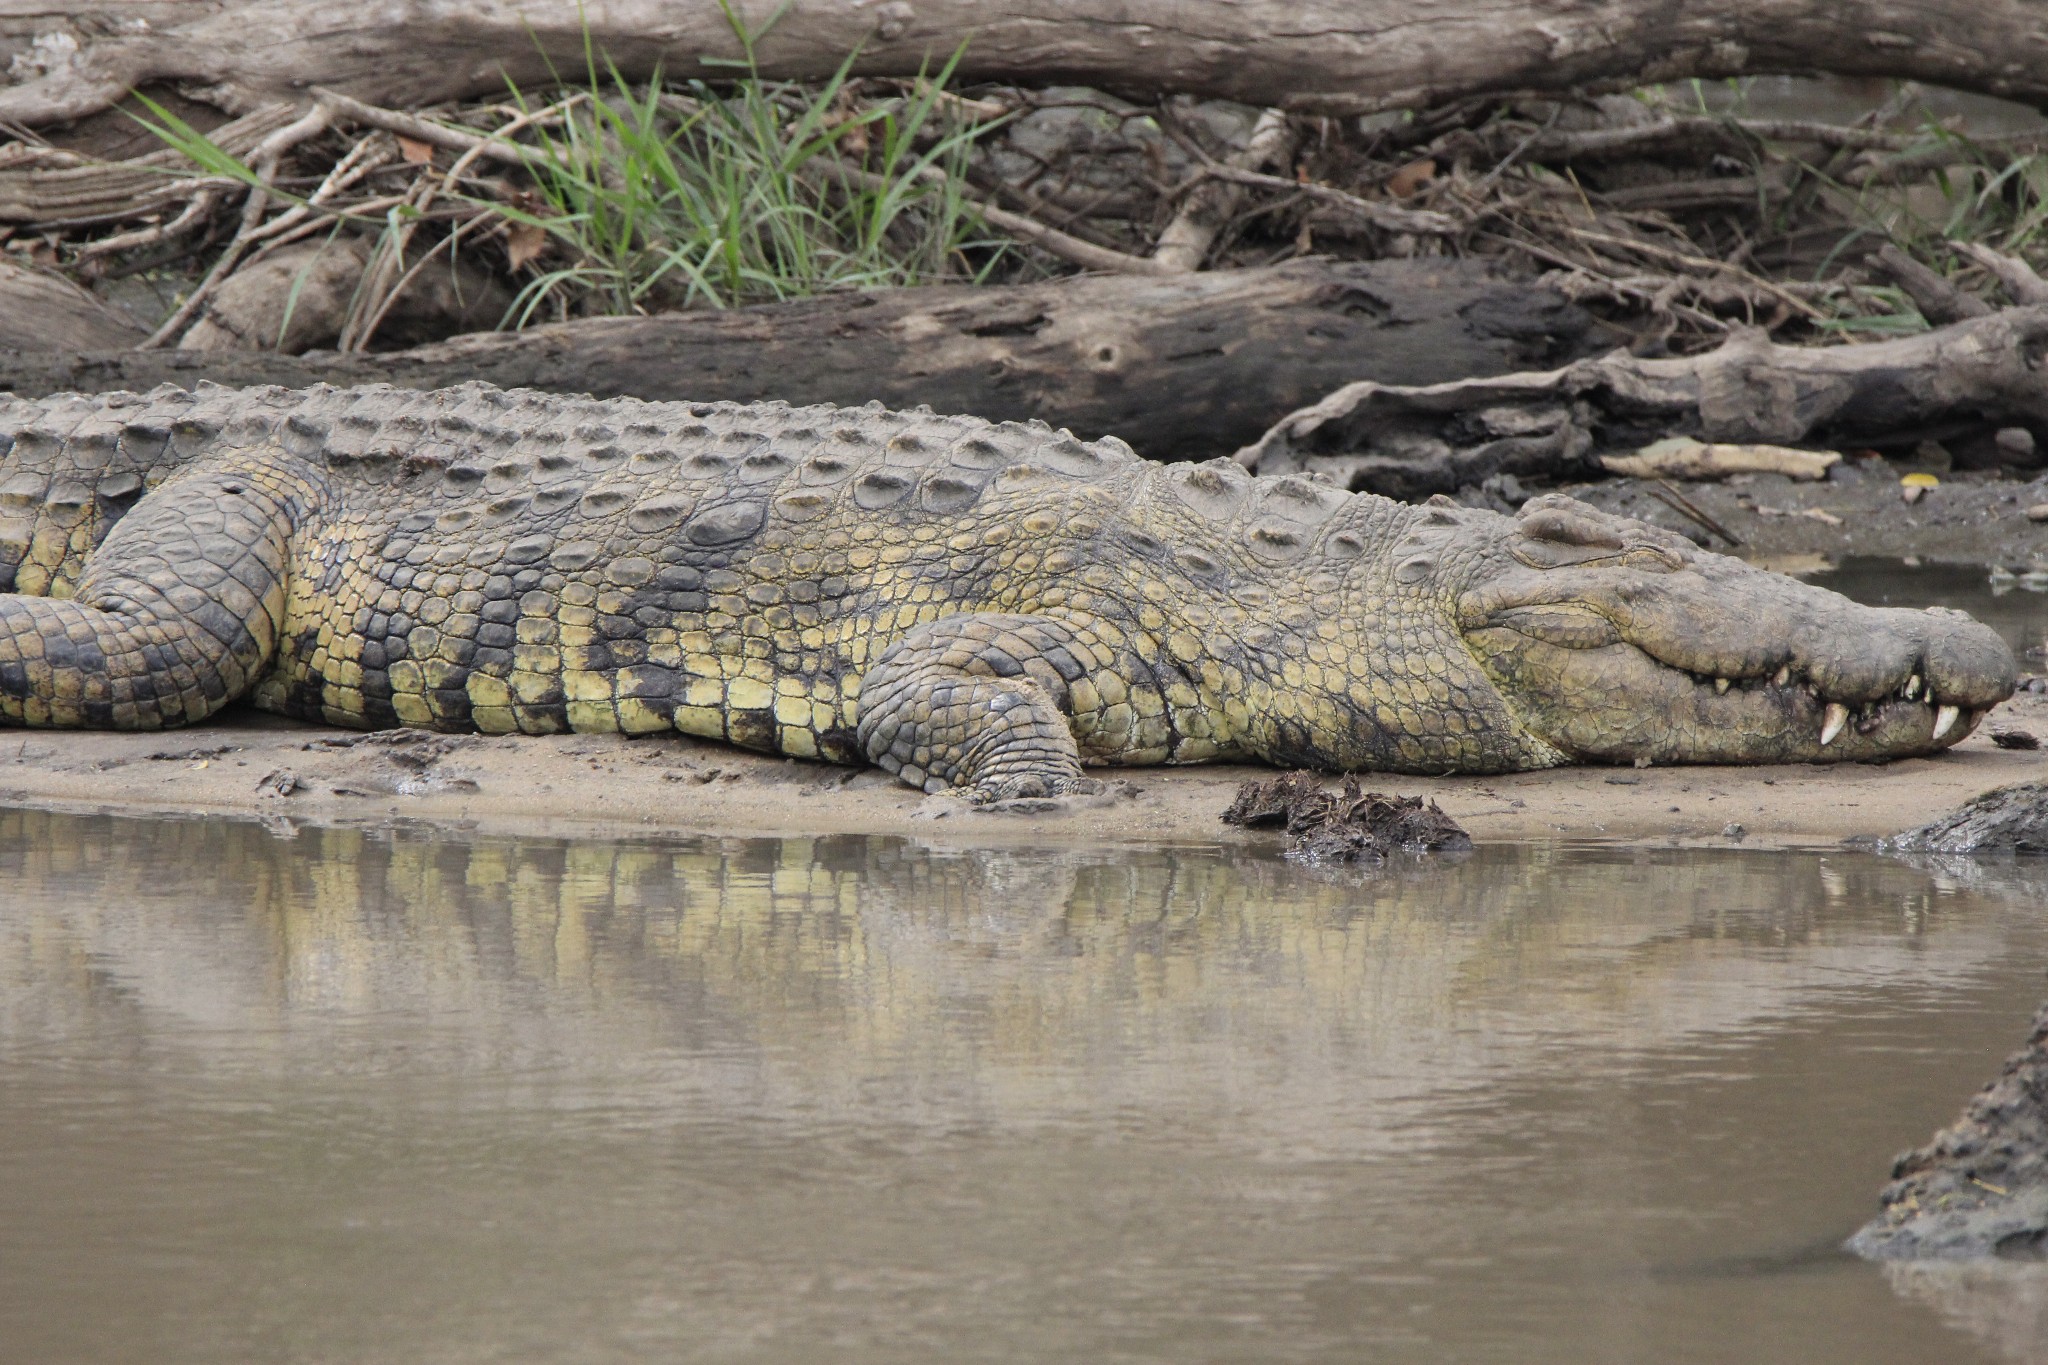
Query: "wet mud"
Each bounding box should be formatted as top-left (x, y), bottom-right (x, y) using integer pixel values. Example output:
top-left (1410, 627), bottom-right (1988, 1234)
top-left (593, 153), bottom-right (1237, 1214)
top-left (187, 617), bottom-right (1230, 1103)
top-left (1885, 782), bottom-right (2048, 855)
top-left (1852, 1003), bottom-right (2048, 1261)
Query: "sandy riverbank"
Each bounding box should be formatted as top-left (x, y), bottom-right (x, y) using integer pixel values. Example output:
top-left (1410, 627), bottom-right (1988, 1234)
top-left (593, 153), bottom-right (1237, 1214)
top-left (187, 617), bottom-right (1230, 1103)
top-left (2, 683), bottom-right (2042, 849)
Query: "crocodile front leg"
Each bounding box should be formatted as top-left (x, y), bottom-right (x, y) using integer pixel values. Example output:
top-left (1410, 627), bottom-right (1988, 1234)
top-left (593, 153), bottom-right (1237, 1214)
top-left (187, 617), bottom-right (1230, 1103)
top-left (0, 456), bottom-right (295, 729)
top-left (855, 612), bottom-right (1111, 801)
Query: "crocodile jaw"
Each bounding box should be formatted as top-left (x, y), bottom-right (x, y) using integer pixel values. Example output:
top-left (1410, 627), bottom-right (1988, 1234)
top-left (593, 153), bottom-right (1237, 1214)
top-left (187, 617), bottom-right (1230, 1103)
top-left (1463, 627), bottom-right (2002, 765)
top-left (1450, 496), bottom-right (2017, 766)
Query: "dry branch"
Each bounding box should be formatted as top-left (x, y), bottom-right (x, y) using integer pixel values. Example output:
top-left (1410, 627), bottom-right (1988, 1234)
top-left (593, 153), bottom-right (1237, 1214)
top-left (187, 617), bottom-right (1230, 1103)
top-left (1152, 108), bottom-right (1297, 272)
top-left (1953, 243), bottom-right (2048, 308)
top-left (1240, 307), bottom-right (2048, 499)
top-left (1870, 244), bottom-right (1991, 326)
top-left (835, 158), bottom-right (1177, 277)
top-left (309, 88), bottom-right (544, 171)
top-left (1508, 115), bottom-right (1930, 166)
top-left (7, 2), bottom-right (2048, 129)
top-left (138, 103), bottom-right (334, 348)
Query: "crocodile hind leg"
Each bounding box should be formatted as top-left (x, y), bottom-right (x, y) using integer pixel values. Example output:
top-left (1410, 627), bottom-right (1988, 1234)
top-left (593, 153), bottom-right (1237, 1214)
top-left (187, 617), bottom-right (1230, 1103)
top-left (855, 612), bottom-right (1103, 801)
top-left (0, 460), bottom-right (294, 728)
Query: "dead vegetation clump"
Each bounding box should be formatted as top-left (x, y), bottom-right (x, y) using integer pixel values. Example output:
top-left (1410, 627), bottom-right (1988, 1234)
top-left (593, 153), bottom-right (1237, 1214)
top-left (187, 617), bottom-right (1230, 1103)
top-left (5, 49), bottom-right (2048, 362)
top-left (1222, 771), bottom-right (1472, 862)
top-left (6, 23), bottom-right (2048, 507)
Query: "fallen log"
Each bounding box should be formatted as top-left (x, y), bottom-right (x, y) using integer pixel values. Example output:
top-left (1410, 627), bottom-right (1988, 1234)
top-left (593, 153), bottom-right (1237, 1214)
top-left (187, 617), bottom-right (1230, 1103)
top-left (6, 1), bottom-right (2048, 129)
top-left (0, 259), bottom-right (1590, 461)
top-left (1239, 308), bottom-right (2048, 499)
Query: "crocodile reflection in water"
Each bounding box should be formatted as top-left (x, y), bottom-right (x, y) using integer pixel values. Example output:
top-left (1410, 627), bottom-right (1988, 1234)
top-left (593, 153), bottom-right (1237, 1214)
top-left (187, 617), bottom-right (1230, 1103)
top-left (0, 808), bottom-right (2030, 1127)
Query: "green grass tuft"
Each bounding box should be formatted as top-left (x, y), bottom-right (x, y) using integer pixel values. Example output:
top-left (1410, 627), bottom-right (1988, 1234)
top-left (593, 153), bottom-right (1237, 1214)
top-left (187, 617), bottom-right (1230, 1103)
top-left (494, 2), bottom-right (1006, 325)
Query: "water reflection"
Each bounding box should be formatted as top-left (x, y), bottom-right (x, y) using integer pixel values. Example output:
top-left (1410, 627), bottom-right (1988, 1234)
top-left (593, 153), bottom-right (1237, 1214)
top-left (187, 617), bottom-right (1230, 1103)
top-left (3, 809), bottom-right (2046, 1363)
top-left (1805, 556), bottom-right (2048, 658)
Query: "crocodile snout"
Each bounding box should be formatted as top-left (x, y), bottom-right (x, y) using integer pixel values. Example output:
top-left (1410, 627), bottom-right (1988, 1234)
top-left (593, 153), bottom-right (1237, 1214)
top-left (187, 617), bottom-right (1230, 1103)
top-left (1457, 498), bottom-right (2018, 766)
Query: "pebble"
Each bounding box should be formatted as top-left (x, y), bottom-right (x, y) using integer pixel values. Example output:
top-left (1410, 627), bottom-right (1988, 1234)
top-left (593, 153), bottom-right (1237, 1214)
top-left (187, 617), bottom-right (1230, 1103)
top-left (2027, 503), bottom-right (2048, 523)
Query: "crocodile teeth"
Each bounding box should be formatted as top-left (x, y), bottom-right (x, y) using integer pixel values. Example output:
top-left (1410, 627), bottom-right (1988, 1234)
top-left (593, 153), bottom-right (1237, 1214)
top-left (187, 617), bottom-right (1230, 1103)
top-left (1773, 665), bottom-right (1791, 687)
top-left (1933, 705), bottom-right (1960, 740)
top-left (1714, 677), bottom-right (1731, 695)
top-left (1904, 673), bottom-right (1922, 700)
top-left (1820, 703), bottom-right (1849, 747)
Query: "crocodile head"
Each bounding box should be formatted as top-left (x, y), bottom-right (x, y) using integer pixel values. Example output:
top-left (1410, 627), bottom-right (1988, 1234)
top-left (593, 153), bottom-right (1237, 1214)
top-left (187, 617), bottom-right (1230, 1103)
top-left (1450, 495), bottom-right (2016, 765)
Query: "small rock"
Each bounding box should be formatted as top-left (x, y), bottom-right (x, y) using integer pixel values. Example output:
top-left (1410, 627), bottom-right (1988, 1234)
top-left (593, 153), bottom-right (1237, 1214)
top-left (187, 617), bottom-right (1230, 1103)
top-left (1722, 822), bottom-right (1746, 841)
top-left (1902, 484), bottom-right (1929, 505)
top-left (1992, 727), bottom-right (2041, 750)
top-left (2026, 503), bottom-right (2048, 523)
top-left (1997, 427), bottom-right (2038, 461)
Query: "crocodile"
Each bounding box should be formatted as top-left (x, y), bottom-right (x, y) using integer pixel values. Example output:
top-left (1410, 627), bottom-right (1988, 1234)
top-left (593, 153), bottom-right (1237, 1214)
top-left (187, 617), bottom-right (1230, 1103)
top-left (0, 382), bottom-right (2017, 798)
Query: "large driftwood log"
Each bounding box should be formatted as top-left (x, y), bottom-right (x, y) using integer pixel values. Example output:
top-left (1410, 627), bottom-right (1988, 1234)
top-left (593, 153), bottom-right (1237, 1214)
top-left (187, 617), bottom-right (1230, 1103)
top-left (1240, 308), bottom-right (2048, 499)
top-left (0, 260), bottom-right (1589, 461)
top-left (4, 2), bottom-right (2048, 128)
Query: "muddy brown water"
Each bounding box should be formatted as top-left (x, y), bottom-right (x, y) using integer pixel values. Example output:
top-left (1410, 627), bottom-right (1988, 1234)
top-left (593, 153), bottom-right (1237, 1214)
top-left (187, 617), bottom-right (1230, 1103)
top-left (4, 808), bottom-right (2048, 1364)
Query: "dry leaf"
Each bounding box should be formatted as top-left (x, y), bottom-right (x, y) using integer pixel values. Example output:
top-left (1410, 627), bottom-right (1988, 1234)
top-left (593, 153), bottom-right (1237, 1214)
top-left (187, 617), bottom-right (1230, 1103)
top-left (830, 116), bottom-right (869, 159)
top-left (397, 135), bottom-right (435, 165)
top-left (1385, 158), bottom-right (1437, 198)
top-left (505, 221), bottom-right (547, 271)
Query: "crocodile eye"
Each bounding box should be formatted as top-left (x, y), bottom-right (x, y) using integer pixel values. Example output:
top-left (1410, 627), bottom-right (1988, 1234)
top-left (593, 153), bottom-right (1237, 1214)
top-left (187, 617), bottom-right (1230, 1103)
top-left (1518, 507), bottom-right (1625, 549)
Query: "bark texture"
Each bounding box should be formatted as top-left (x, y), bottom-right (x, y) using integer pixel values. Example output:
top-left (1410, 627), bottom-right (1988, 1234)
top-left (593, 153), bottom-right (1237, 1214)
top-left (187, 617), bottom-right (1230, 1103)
top-left (1240, 308), bottom-right (2048, 499)
top-left (5, 2), bottom-right (2048, 128)
top-left (0, 260), bottom-right (147, 350)
top-left (0, 259), bottom-right (1590, 461)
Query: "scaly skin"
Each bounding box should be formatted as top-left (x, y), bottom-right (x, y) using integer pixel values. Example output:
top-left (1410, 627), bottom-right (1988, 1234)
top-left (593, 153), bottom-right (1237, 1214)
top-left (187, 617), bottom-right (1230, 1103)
top-left (0, 382), bottom-right (2017, 798)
